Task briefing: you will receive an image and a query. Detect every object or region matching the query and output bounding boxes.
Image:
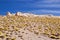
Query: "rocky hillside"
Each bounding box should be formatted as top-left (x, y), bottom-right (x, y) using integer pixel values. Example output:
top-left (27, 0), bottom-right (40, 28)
top-left (0, 12), bottom-right (60, 40)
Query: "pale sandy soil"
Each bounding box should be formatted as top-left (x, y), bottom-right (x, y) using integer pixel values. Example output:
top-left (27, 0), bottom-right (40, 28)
top-left (0, 27), bottom-right (58, 40)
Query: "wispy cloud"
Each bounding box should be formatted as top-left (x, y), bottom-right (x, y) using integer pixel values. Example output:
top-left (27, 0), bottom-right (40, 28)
top-left (21, 0), bottom-right (60, 10)
top-left (35, 4), bottom-right (60, 8)
top-left (36, 0), bottom-right (60, 4)
top-left (22, 0), bottom-right (60, 16)
top-left (28, 10), bottom-right (60, 16)
top-left (26, 0), bottom-right (60, 16)
top-left (31, 0), bottom-right (60, 8)
top-left (42, 0), bottom-right (60, 3)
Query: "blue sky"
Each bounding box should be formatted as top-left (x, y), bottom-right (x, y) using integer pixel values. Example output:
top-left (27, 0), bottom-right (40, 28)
top-left (0, 0), bottom-right (60, 16)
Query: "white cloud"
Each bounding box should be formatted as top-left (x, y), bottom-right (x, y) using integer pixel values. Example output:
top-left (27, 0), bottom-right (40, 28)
top-left (22, 0), bottom-right (60, 16)
top-left (28, 10), bottom-right (60, 15)
top-left (36, 4), bottom-right (60, 8)
top-left (34, 0), bottom-right (60, 4)
top-left (42, 0), bottom-right (60, 3)
top-left (28, 0), bottom-right (60, 8)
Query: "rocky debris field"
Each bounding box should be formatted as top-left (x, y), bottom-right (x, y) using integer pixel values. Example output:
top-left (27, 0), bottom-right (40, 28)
top-left (0, 12), bottom-right (60, 40)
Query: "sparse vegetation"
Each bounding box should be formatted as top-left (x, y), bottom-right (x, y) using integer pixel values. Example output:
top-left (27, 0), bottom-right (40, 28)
top-left (0, 13), bottom-right (60, 40)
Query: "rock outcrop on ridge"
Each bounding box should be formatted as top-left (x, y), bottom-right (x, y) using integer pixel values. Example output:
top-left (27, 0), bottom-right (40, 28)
top-left (0, 12), bottom-right (60, 40)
